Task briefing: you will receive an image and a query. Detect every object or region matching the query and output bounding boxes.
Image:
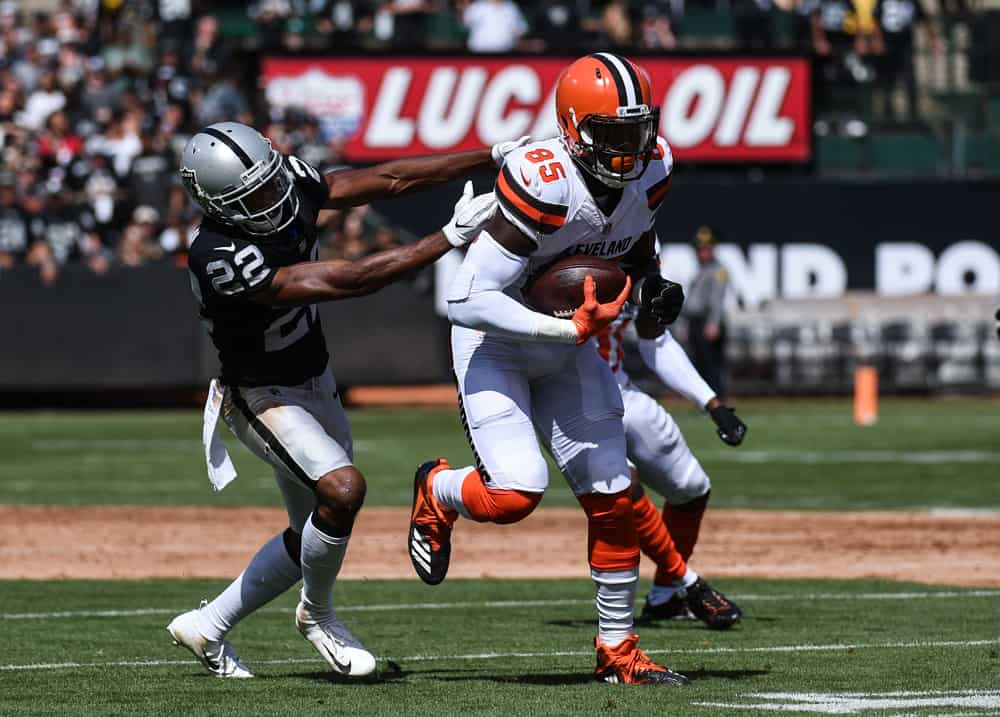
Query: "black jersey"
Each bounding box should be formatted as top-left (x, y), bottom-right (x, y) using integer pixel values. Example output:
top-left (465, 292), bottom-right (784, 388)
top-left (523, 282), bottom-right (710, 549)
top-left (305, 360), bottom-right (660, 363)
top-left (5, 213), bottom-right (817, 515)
top-left (187, 155), bottom-right (331, 387)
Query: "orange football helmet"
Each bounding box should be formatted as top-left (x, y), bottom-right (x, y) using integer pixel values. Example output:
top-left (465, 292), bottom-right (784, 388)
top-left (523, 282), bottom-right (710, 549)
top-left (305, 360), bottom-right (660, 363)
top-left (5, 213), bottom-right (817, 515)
top-left (555, 53), bottom-right (659, 187)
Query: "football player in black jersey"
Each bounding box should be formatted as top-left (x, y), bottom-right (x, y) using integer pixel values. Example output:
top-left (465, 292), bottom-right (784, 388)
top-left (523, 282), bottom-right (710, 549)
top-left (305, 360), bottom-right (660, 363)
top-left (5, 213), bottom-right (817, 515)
top-left (168, 121), bottom-right (520, 678)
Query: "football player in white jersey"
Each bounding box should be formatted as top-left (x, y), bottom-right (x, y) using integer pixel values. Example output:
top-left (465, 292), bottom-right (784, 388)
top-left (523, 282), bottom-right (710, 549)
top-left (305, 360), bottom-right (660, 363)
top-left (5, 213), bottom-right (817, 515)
top-left (408, 53), bottom-right (691, 685)
top-left (596, 309), bottom-right (747, 629)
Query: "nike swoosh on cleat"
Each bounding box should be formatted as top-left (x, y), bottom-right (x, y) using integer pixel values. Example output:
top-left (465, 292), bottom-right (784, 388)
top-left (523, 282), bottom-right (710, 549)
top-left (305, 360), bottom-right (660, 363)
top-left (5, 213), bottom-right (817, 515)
top-left (330, 645), bottom-right (352, 674)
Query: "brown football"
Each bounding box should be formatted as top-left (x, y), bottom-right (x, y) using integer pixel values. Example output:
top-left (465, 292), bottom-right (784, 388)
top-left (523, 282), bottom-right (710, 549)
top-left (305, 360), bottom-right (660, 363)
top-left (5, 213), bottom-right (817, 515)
top-left (523, 256), bottom-right (628, 318)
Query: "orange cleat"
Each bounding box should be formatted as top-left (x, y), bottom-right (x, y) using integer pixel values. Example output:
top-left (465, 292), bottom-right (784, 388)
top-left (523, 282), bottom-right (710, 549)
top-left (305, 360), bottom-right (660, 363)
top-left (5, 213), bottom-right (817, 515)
top-left (408, 459), bottom-right (459, 585)
top-left (594, 635), bottom-right (689, 686)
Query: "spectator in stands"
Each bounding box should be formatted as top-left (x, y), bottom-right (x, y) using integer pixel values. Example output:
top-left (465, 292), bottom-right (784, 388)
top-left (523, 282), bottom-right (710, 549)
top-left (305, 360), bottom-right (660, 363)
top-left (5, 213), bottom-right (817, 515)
top-left (196, 69), bottom-right (250, 127)
top-left (96, 109), bottom-right (143, 178)
top-left (128, 133), bottom-right (173, 217)
top-left (81, 155), bottom-right (121, 242)
top-left (19, 67), bottom-right (64, 131)
top-left (582, 0), bottom-right (635, 49)
top-left (334, 207), bottom-right (369, 261)
top-left (118, 206), bottom-right (164, 267)
top-left (36, 110), bottom-right (81, 169)
top-left (189, 14), bottom-right (226, 77)
top-left (371, 223), bottom-right (401, 254)
top-left (638, 2), bottom-right (677, 50)
top-left (808, 0), bottom-right (879, 118)
top-left (157, 185), bottom-right (199, 264)
top-left (460, 0), bottom-right (528, 53)
top-left (386, 0), bottom-right (436, 50)
top-left (529, 2), bottom-right (582, 52)
top-left (872, 0), bottom-right (943, 123)
top-left (0, 173), bottom-right (32, 270)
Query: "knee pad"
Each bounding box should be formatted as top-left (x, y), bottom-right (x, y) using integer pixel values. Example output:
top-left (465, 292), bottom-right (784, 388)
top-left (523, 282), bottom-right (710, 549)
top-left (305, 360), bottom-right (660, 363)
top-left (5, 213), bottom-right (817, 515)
top-left (578, 491), bottom-right (640, 572)
top-left (462, 481), bottom-right (542, 524)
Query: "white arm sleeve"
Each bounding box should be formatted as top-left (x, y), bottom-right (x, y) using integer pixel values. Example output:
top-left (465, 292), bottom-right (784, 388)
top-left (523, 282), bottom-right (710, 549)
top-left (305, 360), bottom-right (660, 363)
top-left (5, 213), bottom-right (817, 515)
top-left (638, 330), bottom-right (717, 408)
top-left (446, 232), bottom-right (578, 343)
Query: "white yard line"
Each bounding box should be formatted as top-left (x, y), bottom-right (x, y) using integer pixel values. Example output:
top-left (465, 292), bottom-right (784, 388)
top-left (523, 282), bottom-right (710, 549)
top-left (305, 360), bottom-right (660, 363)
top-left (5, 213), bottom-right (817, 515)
top-left (3, 590), bottom-right (999, 621)
top-left (698, 450), bottom-right (1000, 464)
top-left (1, 639), bottom-right (998, 673)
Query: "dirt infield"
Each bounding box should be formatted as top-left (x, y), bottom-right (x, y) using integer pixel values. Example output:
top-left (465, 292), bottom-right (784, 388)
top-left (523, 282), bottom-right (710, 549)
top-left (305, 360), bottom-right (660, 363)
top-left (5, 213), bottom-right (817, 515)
top-left (2, 505), bottom-right (999, 586)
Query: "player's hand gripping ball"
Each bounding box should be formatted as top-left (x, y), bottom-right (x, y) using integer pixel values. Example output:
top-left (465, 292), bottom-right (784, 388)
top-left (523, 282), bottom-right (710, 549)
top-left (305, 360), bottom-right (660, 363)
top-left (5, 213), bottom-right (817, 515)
top-left (523, 256), bottom-right (628, 318)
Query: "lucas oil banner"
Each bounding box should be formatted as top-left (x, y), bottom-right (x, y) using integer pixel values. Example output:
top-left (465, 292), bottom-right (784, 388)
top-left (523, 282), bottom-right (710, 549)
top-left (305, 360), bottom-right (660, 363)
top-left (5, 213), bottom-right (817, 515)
top-left (262, 56), bottom-right (811, 163)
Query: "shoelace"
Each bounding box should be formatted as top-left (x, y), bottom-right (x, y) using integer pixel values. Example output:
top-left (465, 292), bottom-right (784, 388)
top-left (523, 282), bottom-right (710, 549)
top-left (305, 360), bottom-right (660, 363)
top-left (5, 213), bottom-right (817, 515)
top-left (621, 645), bottom-right (659, 678)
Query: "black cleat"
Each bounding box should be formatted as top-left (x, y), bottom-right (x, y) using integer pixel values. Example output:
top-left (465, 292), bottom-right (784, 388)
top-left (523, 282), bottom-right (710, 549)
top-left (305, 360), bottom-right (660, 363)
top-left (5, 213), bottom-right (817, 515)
top-left (684, 577), bottom-right (743, 630)
top-left (594, 635), bottom-right (689, 686)
top-left (639, 593), bottom-right (697, 623)
top-left (408, 459), bottom-right (457, 586)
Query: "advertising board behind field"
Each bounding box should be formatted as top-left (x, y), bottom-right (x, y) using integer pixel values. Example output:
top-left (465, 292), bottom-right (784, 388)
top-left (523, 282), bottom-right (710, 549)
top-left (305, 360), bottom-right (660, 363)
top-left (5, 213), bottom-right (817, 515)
top-left (262, 56), bottom-right (811, 163)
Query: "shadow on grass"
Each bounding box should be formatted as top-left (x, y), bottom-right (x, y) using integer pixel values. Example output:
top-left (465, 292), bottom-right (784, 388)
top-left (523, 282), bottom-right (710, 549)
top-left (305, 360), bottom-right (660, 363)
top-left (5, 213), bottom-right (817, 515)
top-left (678, 668), bottom-right (769, 682)
top-left (546, 617), bottom-right (767, 631)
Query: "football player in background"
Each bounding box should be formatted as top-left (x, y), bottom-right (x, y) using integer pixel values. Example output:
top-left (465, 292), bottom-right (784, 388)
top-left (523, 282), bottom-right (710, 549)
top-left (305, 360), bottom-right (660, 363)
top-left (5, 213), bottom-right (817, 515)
top-left (167, 121), bottom-right (518, 678)
top-left (408, 54), bottom-right (691, 685)
top-left (596, 307), bottom-right (747, 629)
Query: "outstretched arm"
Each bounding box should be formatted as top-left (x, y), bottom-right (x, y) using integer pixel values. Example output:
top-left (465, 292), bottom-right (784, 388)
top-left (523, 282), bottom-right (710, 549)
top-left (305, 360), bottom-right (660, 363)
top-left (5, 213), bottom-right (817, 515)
top-left (251, 183), bottom-right (495, 307)
top-left (323, 149), bottom-right (494, 209)
top-left (260, 231), bottom-right (453, 306)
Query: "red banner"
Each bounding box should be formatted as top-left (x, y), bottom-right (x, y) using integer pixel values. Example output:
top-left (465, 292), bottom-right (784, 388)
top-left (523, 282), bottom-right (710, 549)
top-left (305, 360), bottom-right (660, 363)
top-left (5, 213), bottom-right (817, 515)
top-left (262, 56), bottom-right (811, 163)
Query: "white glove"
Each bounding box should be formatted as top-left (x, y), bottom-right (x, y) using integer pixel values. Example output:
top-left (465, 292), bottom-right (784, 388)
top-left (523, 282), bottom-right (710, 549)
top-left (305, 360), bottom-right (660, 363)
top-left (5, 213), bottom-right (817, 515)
top-left (491, 135), bottom-right (530, 167)
top-left (442, 180), bottom-right (497, 248)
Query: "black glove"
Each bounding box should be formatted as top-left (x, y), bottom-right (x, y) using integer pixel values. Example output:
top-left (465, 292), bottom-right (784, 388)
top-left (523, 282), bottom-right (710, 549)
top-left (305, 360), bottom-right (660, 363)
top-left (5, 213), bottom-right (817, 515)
top-left (709, 405), bottom-right (747, 446)
top-left (995, 308), bottom-right (1000, 340)
top-left (636, 274), bottom-right (684, 325)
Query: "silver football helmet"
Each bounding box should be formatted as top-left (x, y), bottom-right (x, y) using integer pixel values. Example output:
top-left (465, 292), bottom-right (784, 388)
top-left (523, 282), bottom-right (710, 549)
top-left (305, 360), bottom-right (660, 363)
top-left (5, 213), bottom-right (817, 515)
top-left (180, 122), bottom-right (297, 236)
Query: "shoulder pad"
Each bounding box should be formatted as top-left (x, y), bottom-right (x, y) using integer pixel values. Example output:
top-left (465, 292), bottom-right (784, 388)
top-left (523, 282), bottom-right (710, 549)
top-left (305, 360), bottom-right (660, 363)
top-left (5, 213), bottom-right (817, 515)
top-left (495, 143), bottom-right (571, 242)
top-left (286, 155), bottom-right (327, 205)
top-left (644, 137), bottom-right (674, 211)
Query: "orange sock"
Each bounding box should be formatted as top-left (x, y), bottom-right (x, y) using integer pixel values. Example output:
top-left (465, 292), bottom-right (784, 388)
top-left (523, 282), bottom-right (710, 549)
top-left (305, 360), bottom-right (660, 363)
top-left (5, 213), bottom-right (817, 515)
top-left (632, 493), bottom-right (687, 586)
top-left (578, 491), bottom-right (640, 572)
top-left (460, 471), bottom-right (541, 524)
top-left (661, 492), bottom-right (709, 561)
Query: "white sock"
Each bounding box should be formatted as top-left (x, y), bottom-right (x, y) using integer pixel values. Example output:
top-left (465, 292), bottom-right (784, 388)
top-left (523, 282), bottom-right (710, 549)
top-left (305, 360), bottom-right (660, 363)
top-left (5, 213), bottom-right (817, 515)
top-left (198, 531), bottom-right (301, 641)
top-left (647, 567), bottom-right (699, 606)
top-left (299, 514), bottom-right (350, 623)
top-left (593, 568), bottom-right (638, 647)
top-left (431, 467), bottom-right (473, 518)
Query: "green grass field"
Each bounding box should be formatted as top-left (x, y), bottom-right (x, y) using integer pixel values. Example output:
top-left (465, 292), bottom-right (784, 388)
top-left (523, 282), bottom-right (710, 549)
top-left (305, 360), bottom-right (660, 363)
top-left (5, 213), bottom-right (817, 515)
top-left (1, 399), bottom-right (998, 715)
top-left (1, 578), bottom-right (998, 716)
top-left (0, 399), bottom-right (998, 510)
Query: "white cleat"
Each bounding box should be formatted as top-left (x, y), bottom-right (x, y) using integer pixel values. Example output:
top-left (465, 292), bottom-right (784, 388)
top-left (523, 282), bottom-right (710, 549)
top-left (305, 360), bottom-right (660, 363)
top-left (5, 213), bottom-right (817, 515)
top-left (295, 601), bottom-right (377, 677)
top-left (166, 602), bottom-right (253, 679)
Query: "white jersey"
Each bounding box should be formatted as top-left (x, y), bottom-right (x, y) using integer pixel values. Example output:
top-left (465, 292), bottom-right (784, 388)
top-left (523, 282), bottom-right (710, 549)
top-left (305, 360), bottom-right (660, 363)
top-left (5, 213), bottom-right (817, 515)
top-left (495, 136), bottom-right (673, 279)
top-left (596, 310), bottom-right (638, 385)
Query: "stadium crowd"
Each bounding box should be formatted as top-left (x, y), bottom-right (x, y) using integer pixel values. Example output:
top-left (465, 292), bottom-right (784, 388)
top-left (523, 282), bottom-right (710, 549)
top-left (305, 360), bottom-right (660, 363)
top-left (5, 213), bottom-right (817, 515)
top-left (0, 0), bottom-right (958, 281)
